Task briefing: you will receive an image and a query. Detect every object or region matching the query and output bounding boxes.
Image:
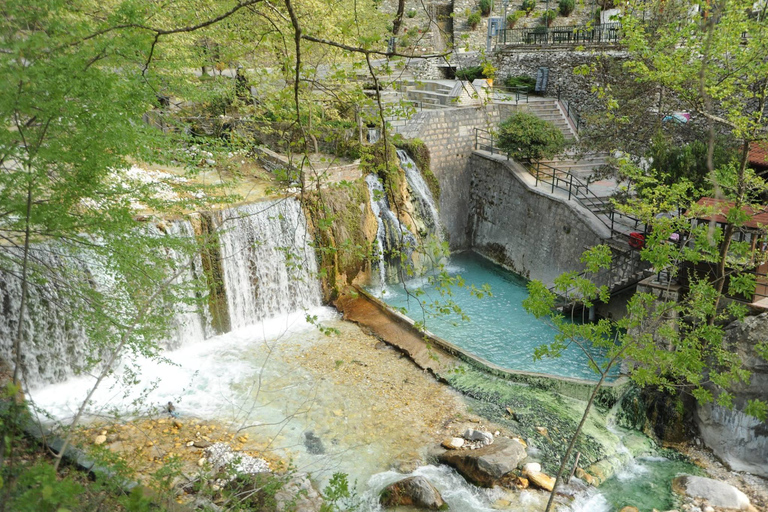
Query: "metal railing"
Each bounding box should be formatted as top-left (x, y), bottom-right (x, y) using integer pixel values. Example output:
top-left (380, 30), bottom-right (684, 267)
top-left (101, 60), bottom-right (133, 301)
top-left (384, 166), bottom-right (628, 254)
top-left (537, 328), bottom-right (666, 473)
top-left (488, 84), bottom-right (529, 104)
top-left (473, 128), bottom-right (644, 242)
top-left (558, 93), bottom-right (583, 134)
top-left (497, 22), bottom-right (622, 47)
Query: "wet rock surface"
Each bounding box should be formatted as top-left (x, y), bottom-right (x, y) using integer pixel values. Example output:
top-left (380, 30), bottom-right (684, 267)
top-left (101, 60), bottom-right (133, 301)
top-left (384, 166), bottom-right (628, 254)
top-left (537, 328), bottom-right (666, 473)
top-left (437, 436), bottom-right (526, 487)
top-left (673, 475), bottom-right (752, 511)
top-left (379, 476), bottom-right (447, 509)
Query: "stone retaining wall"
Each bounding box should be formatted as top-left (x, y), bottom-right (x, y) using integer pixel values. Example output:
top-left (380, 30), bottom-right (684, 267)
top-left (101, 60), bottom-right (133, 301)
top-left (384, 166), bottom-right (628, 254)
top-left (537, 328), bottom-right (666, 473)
top-left (396, 104), bottom-right (519, 249)
top-left (468, 151), bottom-right (608, 285)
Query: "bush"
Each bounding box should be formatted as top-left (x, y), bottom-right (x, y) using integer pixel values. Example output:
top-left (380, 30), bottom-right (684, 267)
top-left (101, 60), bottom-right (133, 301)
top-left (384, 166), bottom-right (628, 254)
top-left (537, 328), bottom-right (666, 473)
top-left (497, 112), bottom-right (566, 160)
top-left (456, 65), bottom-right (486, 81)
top-left (407, 8), bottom-right (417, 18)
top-left (542, 9), bottom-right (557, 26)
top-left (479, 0), bottom-right (493, 16)
top-left (507, 10), bottom-right (525, 27)
top-left (468, 11), bottom-right (482, 29)
top-left (559, 0), bottom-right (575, 16)
top-left (521, 0), bottom-right (536, 14)
top-left (503, 75), bottom-right (537, 92)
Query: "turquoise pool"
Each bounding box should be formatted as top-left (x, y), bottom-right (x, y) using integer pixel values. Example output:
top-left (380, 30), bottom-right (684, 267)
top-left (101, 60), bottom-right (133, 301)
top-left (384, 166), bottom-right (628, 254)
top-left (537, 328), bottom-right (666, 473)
top-left (377, 252), bottom-right (619, 382)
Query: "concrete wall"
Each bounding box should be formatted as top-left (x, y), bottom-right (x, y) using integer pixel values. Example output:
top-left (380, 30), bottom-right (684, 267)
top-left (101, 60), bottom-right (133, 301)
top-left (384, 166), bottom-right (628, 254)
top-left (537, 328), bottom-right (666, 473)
top-left (468, 151), bottom-right (608, 285)
top-left (396, 104), bottom-right (518, 249)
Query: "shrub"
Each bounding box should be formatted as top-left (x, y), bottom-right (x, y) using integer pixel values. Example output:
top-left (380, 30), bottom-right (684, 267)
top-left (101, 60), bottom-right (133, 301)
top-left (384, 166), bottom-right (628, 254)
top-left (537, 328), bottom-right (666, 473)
top-left (479, 0), bottom-right (493, 16)
top-left (497, 112), bottom-right (566, 160)
top-left (559, 0), bottom-right (575, 16)
top-left (542, 9), bottom-right (557, 26)
top-left (407, 8), bottom-right (417, 18)
top-left (456, 64), bottom-right (485, 81)
top-left (468, 11), bottom-right (482, 29)
top-left (507, 10), bottom-right (525, 27)
top-left (503, 75), bottom-right (537, 92)
top-left (521, 0), bottom-right (536, 14)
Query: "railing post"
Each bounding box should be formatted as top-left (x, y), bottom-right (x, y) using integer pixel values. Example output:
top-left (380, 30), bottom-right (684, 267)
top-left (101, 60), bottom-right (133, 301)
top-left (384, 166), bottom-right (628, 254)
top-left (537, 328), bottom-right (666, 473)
top-left (551, 168), bottom-right (555, 193)
top-left (568, 174), bottom-right (573, 200)
top-left (611, 210), bottom-right (615, 234)
top-left (475, 128), bottom-right (478, 150)
top-left (535, 163), bottom-right (539, 187)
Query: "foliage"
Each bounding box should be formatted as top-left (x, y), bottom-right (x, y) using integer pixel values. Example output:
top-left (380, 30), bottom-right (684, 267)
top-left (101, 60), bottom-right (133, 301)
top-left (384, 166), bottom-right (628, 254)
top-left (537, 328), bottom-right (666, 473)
top-left (479, 0), bottom-right (494, 16)
top-left (497, 112), bottom-right (567, 160)
top-left (507, 10), bottom-right (526, 27)
top-left (503, 75), bottom-right (537, 92)
top-left (320, 473), bottom-right (359, 512)
top-left (468, 11), bottom-right (483, 29)
top-left (395, 137), bottom-right (440, 201)
top-left (407, 9), bottom-right (417, 18)
top-left (456, 65), bottom-right (486, 81)
top-left (521, 0), bottom-right (537, 14)
top-left (542, 9), bottom-right (558, 26)
top-left (558, 0), bottom-right (575, 16)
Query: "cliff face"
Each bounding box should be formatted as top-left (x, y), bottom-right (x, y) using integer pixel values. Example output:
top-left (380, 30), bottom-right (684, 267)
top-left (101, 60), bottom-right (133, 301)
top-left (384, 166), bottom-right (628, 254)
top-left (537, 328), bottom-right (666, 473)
top-left (695, 313), bottom-right (768, 477)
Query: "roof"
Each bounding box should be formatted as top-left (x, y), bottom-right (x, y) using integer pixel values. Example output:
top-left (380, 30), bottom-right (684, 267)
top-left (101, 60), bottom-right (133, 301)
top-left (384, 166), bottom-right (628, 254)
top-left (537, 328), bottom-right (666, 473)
top-left (748, 141), bottom-right (768, 167)
top-left (692, 197), bottom-right (768, 229)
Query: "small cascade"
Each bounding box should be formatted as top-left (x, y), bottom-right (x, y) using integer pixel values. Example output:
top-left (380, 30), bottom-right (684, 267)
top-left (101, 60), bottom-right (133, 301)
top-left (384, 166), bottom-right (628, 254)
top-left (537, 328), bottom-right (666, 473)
top-left (0, 246), bottom-right (93, 385)
top-left (364, 174), bottom-right (418, 284)
top-left (159, 220), bottom-right (212, 349)
top-left (396, 149), bottom-right (443, 242)
top-left (215, 199), bottom-right (322, 330)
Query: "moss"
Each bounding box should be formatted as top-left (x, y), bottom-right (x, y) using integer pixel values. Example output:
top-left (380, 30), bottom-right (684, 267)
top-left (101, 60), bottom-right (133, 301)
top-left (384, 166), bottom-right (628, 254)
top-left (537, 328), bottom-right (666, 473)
top-left (361, 139), bottom-right (406, 211)
top-left (395, 137), bottom-right (440, 202)
top-left (196, 213), bottom-right (231, 334)
top-left (305, 180), bottom-right (373, 302)
top-left (446, 367), bottom-right (622, 471)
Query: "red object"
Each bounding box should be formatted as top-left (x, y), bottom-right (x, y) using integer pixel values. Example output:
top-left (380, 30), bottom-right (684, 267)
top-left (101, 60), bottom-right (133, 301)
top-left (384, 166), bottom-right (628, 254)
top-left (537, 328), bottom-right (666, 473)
top-left (629, 232), bottom-right (645, 250)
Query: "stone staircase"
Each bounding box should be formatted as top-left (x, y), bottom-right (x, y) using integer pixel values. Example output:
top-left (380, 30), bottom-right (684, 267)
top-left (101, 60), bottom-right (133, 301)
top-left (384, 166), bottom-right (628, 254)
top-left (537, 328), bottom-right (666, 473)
top-left (521, 98), bottom-right (578, 141)
top-left (396, 79), bottom-right (461, 108)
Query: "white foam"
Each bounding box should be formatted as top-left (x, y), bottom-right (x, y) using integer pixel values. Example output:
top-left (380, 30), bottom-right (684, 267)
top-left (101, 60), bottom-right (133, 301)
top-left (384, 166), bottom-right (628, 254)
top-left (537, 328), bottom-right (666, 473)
top-left (30, 307), bottom-right (338, 423)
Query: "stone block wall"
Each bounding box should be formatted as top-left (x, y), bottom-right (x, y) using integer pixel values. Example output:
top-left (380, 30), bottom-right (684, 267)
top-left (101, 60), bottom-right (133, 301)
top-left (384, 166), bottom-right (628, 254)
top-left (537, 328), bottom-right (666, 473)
top-left (396, 104), bottom-right (518, 249)
top-left (493, 48), bottom-right (628, 112)
top-left (468, 152), bottom-right (606, 284)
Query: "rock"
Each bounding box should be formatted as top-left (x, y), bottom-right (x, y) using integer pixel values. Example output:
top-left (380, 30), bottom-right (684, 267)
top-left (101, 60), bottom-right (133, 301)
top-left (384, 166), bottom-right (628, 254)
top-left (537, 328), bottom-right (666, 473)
top-left (522, 462), bottom-right (541, 474)
top-left (193, 440), bottom-right (212, 449)
top-left (514, 476), bottom-right (529, 489)
top-left (703, 506), bottom-right (714, 512)
top-left (204, 442), bottom-right (269, 479)
top-left (672, 475), bottom-right (752, 510)
top-left (275, 473), bottom-right (322, 512)
top-left (441, 437), bottom-right (465, 450)
top-left (535, 426), bottom-right (548, 437)
top-left (525, 470), bottom-right (555, 492)
top-left (303, 431), bottom-right (325, 455)
top-left (205, 158), bottom-right (216, 166)
top-left (620, 507), bottom-right (639, 512)
top-left (94, 434), bottom-right (107, 445)
top-left (437, 436), bottom-right (526, 487)
top-left (463, 428), bottom-right (494, 445)
top-left (380, 476), bottom-right (446, 510)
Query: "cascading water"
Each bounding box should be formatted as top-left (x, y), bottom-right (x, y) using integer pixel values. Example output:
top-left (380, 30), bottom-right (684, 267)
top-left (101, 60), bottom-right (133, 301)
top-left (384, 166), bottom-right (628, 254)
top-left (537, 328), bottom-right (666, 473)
top-left (364, 174), bottom-right (419, 285)
top-left (159, 220), bottom-right (212, 349)
top-left (214, 198), bottom-right (322, 331)
top-left (396, 149), bottom-right (443, 242)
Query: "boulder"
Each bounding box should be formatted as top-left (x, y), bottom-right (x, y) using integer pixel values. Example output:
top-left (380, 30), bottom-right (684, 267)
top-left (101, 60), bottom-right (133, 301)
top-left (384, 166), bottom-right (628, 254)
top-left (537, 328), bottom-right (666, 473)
top-left (525, 470), bottom-right (555, 492)
top-left (619, 507), bottom-right (639, 512)
top-left (275, 473), bottom-right (322, 512)
top-left (672, 475), bottom-right (751, 510)
top-left (303, 431), bottom-right (325, 455)
top-left (379, 476), bottom-right (446, 510)
top-left (463, 428), bottom-right (494, 445)
top-left (438, 437), bottom-right (526, 487)
top-left (522, 462), bottom-right (541, 474)
top-left (441, 437), bottom-right (465, 450)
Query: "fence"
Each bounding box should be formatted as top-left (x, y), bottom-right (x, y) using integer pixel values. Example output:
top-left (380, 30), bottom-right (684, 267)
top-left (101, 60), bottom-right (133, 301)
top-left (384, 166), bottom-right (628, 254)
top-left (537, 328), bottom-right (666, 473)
top-left (497, 22), bottom-right (622, 47)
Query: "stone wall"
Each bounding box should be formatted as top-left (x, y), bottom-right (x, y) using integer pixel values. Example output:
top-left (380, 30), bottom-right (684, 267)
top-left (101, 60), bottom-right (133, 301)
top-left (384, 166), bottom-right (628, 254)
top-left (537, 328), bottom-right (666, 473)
top-left (695, 313), bottom-right (768, 478)
top-left (396, 104), bottom-right (518, 249)
top-left (468, 152), bottom-right (608, 284)
top-left (493, 48), bottom-right (628, 112)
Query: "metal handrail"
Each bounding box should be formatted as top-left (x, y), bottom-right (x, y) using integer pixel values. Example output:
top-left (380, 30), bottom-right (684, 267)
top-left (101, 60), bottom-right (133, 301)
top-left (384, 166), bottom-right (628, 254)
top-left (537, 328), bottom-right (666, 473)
top-left (488, 84), bottom-right (529, 104)
top-left (497, 22), bottom-right (622, 47)
top-left (473, 128), bottom-right (644, 241)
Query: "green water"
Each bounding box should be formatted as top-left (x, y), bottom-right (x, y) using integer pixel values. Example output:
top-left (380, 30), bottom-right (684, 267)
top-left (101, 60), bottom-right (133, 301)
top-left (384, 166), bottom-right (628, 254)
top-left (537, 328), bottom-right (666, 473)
top-left (378, 252), bottom-right (618, 381)
top-left (596, 455), bottom-right (701, 511)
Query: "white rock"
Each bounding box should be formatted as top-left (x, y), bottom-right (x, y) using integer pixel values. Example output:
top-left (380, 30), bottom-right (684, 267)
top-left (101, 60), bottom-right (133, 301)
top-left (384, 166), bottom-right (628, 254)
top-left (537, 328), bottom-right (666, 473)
top-left (463, 428), bottom-right (494, 445)
top-left (94, 434), bottom-right (107, 445)
top-left (523, 462), bottom-right (542, 474)
top-left (673, 476), bottom-right (751, 510)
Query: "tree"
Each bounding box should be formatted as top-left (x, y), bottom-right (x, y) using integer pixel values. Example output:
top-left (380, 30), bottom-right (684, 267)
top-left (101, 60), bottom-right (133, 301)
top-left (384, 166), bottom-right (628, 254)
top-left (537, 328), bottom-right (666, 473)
top-left (527, 1), bottom-right (768, 509)
top-left (497, 112), bottom-right (567, 160)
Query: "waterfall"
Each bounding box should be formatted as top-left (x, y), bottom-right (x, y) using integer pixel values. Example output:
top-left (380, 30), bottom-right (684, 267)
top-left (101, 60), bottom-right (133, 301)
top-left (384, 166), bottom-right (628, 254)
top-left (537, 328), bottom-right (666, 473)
top-left (396, 149), bottom-right (443, 242)
top-left (160, 220), bottom-right (212, 349)
top-left (215, 198), bottom-right (322, 330)
top-left (0, 247), bottom-right (93, 385)
top-left (365, 174), bottom-right (419, 285)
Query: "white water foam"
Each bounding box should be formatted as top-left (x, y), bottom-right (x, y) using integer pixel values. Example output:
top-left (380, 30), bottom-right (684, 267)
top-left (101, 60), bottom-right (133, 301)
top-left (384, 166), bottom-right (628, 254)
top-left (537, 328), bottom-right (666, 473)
top-left (30, 307), bottom-right (338, 422)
